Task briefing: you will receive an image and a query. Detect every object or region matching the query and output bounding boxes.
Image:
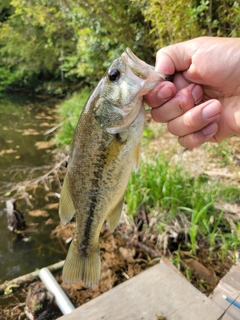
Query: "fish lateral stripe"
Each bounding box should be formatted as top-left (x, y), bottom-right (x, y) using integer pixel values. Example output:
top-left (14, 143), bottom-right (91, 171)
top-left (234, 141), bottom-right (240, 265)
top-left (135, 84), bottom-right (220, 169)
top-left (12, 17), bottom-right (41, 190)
top-left (79, 132), bottom-right (107, 255)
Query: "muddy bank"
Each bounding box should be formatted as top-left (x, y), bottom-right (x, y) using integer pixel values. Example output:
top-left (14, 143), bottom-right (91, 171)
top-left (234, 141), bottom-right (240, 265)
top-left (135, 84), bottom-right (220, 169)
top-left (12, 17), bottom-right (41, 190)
top-left (0, 212), bottom-right (233, 319)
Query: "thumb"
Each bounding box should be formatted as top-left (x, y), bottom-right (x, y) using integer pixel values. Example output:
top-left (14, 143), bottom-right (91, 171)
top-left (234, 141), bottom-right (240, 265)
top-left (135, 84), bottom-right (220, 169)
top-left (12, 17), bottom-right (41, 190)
top-left (155, 40), bottom-right (196, 75)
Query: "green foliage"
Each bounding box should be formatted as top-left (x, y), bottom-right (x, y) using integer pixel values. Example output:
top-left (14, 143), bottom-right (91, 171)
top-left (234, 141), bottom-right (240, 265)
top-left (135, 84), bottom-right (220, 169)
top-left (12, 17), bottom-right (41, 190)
top-left (125, 154), bottom-right (240, 256)
top-left (0, 66), bottom-right (22, 91)
top-left (0, 0), bottom-right (154, 91)
top-left (0, 0), bottom-right (70, 89)
top-left (134, 0), bottom-right (240, 47)
top-left (0, 0), bottom-right (12, 22)
top-left (206, 140), bottom-right (233, 166)
top-left (0, 0), bottom-right (239, 91)
top-left (217, 186), bottom-right (240, 203)
top-left (125, 154), bottom-right (215, 219)
top-left (216, 0), bottom-right (240, 37)
top-left (61, 1), bottom-right (155, 83)
top-left (135, 0), bottom-right (204, 47)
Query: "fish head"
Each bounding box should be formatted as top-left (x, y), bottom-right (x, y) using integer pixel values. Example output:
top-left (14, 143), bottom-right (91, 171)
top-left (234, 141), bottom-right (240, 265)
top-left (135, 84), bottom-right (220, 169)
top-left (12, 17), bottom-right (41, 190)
top-left (97, 48), bottom-right (169, 134)
top-left (103, 47), bottom-right (167, 104)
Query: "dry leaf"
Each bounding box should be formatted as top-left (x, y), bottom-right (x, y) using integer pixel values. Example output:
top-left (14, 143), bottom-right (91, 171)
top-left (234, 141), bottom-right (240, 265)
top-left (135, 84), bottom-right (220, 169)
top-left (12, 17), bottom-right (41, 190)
top-left (22, 129), bottom-right (40, 136)
top-left (185, 258), bottom-right (218, 286)
top-left (44, 203), bottom-right (59, 210)
top-left (0, 148), bottom-right (17, 156)
top-left (35, 141), bottom-right (54, 149)
top-left (28, 210), bottom-right (49, 217)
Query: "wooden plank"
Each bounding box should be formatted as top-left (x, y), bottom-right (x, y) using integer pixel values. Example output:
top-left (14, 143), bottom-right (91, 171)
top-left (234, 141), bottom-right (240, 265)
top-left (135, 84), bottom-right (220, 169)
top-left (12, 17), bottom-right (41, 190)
top-left (58, 258), bottom-right (231, 320)
top-left (210, 264), bottom-right (240, 320)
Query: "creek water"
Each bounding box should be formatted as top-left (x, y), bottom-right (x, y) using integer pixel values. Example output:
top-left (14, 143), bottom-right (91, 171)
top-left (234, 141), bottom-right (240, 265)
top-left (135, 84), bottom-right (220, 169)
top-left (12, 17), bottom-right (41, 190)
top-left (0, 93), bottom-right (66, 284)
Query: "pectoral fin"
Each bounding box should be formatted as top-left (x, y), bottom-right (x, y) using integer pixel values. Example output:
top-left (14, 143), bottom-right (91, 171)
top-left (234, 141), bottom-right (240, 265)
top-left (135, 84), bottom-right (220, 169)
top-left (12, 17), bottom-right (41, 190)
top-left (59, 173), bottom-right (75, 225)
top-left (107, 197), bottom-right (124, 232)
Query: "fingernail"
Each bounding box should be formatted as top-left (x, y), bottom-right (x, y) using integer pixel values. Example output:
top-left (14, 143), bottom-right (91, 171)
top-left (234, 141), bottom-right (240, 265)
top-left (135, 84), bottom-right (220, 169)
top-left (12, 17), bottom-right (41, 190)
top-left (203, 122), bottom-right (218, 136)
top-left (191, 85), bottom-right (203, 104)
top-left (202, 102), bottom-right (221, 120)
top-left (157, 84), bottom-right (173, 100)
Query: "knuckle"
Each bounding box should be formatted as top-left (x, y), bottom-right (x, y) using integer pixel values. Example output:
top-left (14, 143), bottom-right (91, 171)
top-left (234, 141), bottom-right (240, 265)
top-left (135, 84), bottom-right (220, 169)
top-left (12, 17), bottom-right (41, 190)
top-left (175, 90), bottom-right (194, 113)
top-left (183, 112), bottom-right (196, 130)
top-left (151, 109), bottom-right (162, 123)
top-left (179, 134), bottom-right (201, 149)
top-left (179, 130), bottom-right (211, 149)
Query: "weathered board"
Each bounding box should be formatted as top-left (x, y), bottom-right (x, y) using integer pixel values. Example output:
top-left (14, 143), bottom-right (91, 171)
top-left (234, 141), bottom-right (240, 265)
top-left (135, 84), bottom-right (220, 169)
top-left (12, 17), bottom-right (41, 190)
top-left (210, 264), bottom-right (240, 320)
top-left (58, 258), bottom-right (231, 320)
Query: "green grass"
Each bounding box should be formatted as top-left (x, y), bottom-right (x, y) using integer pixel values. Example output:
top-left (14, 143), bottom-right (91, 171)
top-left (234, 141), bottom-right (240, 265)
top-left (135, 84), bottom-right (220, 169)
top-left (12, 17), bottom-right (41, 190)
top-left (217, 185), bottom-right (240, 203)
top-left (125, 154), bottom-right (240, 257)
top-left (125, 155), bottom-right (215, 219)
top-left (206, 140), bottom-right (233, 166)
top-left (55, 87), bottom-right (91, 146)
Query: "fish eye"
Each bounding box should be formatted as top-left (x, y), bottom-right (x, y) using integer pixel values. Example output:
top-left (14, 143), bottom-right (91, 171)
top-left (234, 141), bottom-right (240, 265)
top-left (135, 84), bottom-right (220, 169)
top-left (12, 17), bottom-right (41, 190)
top-left (108, 69), bottom-right (120, 82)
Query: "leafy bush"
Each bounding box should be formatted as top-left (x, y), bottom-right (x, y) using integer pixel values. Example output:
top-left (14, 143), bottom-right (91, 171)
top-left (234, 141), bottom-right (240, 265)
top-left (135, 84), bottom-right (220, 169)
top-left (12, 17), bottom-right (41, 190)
top-left (1, 0), bottom-right (239, 91)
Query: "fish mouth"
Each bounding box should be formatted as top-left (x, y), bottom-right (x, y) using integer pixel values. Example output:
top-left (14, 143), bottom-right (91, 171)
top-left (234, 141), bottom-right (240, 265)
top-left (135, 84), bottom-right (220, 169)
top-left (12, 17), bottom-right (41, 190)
top-left (122, 48), bottom-right (149, 79)
top-left (122, 48), bottom-right (163, 86)
top-left (124, 48), bottom-right (174, 83)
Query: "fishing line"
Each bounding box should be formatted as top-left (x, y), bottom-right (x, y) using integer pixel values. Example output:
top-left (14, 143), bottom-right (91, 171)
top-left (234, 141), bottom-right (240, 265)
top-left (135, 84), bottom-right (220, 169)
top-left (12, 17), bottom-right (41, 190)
top-left (216, 292), bottom-right (240, 320)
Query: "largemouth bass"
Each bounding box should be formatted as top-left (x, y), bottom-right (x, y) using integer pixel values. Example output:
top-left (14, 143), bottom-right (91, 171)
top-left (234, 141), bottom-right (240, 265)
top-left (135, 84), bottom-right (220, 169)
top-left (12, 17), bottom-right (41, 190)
top-left (59, 48), bottom-right (169, 287)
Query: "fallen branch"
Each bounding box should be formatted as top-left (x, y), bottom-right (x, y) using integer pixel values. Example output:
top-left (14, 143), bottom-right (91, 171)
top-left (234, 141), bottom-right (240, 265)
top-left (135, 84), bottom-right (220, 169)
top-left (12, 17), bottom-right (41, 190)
top-left (115, 230), bottom-right (161, 258)
top-left (44, 122), bottom-right (63, 135)
top-left (204, 170), bottom-right (240, 180)
top-left (0, 155), bottom-right (68, 200)
top-left (0, 260), bottom-right (64, 296)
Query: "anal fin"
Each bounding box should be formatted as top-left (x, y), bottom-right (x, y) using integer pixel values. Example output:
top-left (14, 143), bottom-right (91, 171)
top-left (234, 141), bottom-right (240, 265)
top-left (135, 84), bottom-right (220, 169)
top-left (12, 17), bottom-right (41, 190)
top-left (59, 172), bottom-right (75, 225)
top-left (107, 197), bottom-right (124, 232)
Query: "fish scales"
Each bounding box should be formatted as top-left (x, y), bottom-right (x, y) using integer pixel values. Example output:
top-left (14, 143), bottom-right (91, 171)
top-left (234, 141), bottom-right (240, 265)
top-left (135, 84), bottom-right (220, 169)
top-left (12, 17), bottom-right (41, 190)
top-left (59, 48), bottom-right (169, 287)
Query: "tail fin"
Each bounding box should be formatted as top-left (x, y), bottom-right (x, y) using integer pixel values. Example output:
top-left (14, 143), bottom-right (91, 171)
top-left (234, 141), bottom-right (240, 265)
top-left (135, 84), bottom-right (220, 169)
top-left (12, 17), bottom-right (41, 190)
top-left (62, 241), bottom-right (101, 287)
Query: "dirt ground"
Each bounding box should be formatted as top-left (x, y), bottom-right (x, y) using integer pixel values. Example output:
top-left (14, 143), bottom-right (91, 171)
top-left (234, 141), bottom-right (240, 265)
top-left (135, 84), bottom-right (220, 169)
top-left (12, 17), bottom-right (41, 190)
top-left (1, 119), bottom-right (240, 319)
top-left (0, 217), bottom-right (233, 320)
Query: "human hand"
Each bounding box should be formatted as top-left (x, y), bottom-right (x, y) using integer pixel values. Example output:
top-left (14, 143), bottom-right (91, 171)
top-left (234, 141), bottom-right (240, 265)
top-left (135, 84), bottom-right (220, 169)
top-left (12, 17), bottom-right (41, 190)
top-left (145, 37), bottom-right (240, 148)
